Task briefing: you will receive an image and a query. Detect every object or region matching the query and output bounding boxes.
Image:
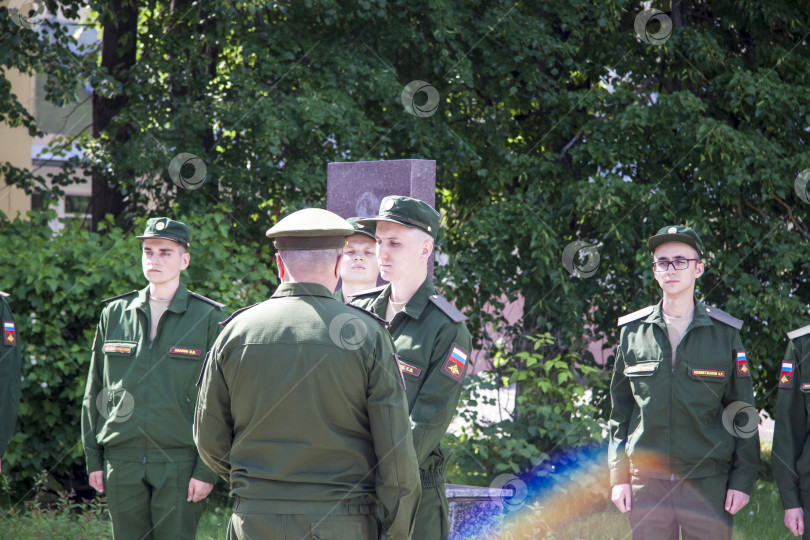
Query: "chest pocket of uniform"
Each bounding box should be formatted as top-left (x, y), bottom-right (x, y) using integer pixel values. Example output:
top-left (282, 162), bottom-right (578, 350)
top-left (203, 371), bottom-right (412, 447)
top-left (623, 347), bottom-right (662, 377)
top-left (397, 355), bottom-right (426, 382)
top-left (167, 346), bottom-right (204, 360)
top-left (102, 341), bottom-right (138, 357)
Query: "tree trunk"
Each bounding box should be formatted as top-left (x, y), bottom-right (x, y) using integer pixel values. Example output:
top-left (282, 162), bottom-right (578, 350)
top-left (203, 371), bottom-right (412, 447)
top-left (91, 0), bottom-right (137, 230)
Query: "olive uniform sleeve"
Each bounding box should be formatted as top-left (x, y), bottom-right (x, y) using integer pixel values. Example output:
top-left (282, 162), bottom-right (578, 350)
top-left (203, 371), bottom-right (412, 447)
top-left (773, 338), bottom-right (805, 509)
top-left (367, 328), bottom-right (421, 540)
top-left (410, 322), bottom-right (472, 465)
top-left (0, 299), bottom-right (21, 456)
top-left (81, 311), bottom-right (107, 474)
top-left (723, 331), bottom-right (759, 495)
top-left (608, 339), bottom-right (634, 486)
top-left (193, 334), bottom-right (234, 483)
top-left (190, 308), bottom-right (225, 485)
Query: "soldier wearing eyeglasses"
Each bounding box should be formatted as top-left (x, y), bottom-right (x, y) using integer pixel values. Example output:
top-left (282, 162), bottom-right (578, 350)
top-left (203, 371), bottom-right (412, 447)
top-left (608, 225), bottom-right (759, 540)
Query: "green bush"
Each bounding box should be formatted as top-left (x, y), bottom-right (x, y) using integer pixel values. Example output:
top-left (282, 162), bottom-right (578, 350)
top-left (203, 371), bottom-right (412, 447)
top-left (447, 333), bottom-right (607, 494)
top-left (0, 208), bottom-right (277, 501)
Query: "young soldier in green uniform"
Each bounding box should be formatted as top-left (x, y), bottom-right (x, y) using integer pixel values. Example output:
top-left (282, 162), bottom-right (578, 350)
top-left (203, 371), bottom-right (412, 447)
top-left (773, 324), bottom-right (810, 537)
top-left (609, 225), bottom-right (759, 539)
top-left (81, 218), bottom-right (224, 540)
top-left (0, 292), bottom-right (22, 473)
top-left (194, 208), bottom-right (420, 540)
top-left (353, 196), bottom-right (472, 540)
top-left (334, 218), bottom-right (379, 302)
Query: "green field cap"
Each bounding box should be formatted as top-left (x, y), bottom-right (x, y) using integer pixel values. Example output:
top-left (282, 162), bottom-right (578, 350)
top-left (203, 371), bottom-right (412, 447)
top-left (136, 217), bottom-right (191, 248)
top-left (266, 208), bottom-right (354, 250)
top-left (648, 225), bottom-right (704, 256)
top-left (358, 195), bottom-right (440, 241)
top-left (346, 217), bottom-right (376, 240)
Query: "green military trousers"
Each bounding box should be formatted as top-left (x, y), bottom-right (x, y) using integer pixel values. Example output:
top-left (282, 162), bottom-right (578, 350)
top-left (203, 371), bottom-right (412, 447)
top-left (628, 474), bottom-right (732, 540)
top-left (226, 498), bottom-right (379, 540)
top-left (104, 459), bottom-right (205, 540)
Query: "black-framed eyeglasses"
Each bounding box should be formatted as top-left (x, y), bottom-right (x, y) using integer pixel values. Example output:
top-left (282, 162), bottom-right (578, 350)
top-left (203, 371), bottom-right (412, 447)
top-left (652, 259), bottom-right (700, 272)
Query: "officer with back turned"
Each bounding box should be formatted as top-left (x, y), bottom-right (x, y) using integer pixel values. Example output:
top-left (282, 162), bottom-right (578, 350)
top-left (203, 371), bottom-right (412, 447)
top-left (194, 208), bottom-right (420, 540)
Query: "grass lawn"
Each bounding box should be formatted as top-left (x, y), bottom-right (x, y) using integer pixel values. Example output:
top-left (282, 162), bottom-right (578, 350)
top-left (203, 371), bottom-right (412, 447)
top-left (0, 480), bottom-right (799, 539)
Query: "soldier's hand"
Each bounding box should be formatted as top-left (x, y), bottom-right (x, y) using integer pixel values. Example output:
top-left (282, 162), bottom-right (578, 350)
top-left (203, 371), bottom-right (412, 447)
top-left (187, 478), bottom-right (214, 502)
top-left (785, 507), bottom-right (804, 536)
top-left (89, 471), bottom-right (105, 493)
top-left (724, 489), bottom-right (749, 515)
top-left (611, 483), bottom-right (632, 513)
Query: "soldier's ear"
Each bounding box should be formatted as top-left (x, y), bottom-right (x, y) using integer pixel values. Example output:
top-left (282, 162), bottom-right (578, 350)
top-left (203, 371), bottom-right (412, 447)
top-left (180, 252), bottom-right (191, 270)
top-left (695, 260), bottom-right (704, 278)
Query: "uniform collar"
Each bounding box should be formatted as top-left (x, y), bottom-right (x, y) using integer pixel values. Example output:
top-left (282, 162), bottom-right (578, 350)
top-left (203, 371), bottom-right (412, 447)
top-left (648, 297), bottom-right (712, 329)
top-left (272, 282), bottom-right (335, 299)
top-left (374, 276), bottom-right (435, 320)
top-left (128, 283), bottom-right (190, 314)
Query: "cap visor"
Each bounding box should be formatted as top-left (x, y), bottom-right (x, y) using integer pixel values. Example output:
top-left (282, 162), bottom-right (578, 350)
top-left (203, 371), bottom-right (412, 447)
top-left (648, 234), bottom-right (700, 254)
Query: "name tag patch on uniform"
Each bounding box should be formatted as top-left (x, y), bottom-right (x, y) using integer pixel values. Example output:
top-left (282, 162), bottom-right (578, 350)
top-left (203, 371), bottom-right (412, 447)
top-left (399, 361), bottom-right (422, 378)
top-left (802, 383), bottom-right (810, 391)
top-left (3, 321), bottom-right (15, 347)
top-left (103, 343), bottom-right (134, 354)
top-left (780, 362), bottom-right (794, 388)
top-left (169, 346), bottom-right (202, 357)
top-left (440, 344), bottom-right (469, 384)
top-left (736, 350), bottom-right (750, 378)
top-left (691, 368), bottom-right (725, 378)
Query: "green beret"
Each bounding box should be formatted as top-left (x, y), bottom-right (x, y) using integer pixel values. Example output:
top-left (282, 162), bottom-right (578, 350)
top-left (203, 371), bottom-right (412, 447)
top-left (358, 195), bottom-right (440, 241)
top-left (648, 225), bottom-right (704, 256)
top-left (136, 217), bottom-right (191, 248)
top-left (266, 208), bottom-right (354, 250)
top-left (346, 217), bottom-right (376, 240)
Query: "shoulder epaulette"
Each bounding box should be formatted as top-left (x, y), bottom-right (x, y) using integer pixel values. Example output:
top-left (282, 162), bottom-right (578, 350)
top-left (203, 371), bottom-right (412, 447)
top-left (0, 291), bottom-right (9, 298)
top-left (787, 324), bottom-right (810, 341)
top-left (704, 305), bottom-right (743, 330)
top-left (346, 303), bottom-right (389, 327)
top-left (220, 303), bottom-right (260, 327)
top-left (189, 290), bottom-right (225, 309)
top-left (102, 290), bottom-right (138, 303)
top-left (618, 306), bottom-right (654, 327)
top-left (348, 285), bottom-right (386, 298)
top-left (428, 294), bottom-right (467, 323)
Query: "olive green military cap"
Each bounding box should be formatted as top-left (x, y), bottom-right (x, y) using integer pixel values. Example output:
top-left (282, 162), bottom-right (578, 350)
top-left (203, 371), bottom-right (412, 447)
top-left (358, 195), bottom-right (440, 241)
top-left (346, 217), bottom-right (376, 240)
top-left (266, 208), bottom-right (354, 250)
top-left (648, 225), bottom-right (704, 256)
top-left (136, 217), bottom-right (191, 248)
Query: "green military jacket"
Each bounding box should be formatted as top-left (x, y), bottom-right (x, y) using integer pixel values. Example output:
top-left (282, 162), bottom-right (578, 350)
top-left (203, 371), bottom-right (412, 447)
top-left (351, 277), bottom-right (472, 485)
top-left (81, 284), bottom-right (223, 484)
top-left (773, 324), bottom-right (810, 509)
top-left (608, 299), bottom-right (759, 493)
top-left (194, 282), bottom-right (421, 540)
top-left (0, 293), bottom-right (22, 456)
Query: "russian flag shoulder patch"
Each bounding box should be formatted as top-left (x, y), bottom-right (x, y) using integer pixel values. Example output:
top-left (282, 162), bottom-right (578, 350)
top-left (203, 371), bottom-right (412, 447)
top-left (440, 344), bottom-right (469, 384)
top-left (780, 361), bottom-right (794, 389)
top-left (3, 321), bottom-right (16, 347)
top-left (735, 350), bottom-right (750, 378)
